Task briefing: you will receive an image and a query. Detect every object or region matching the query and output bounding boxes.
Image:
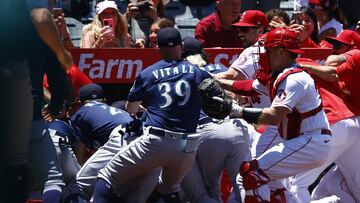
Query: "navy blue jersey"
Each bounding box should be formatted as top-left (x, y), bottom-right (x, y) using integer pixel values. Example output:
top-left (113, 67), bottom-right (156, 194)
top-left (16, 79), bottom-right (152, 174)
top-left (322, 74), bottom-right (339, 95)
top-left (48, 119), bottom-right (76, 143)
top-left (70, 101), bottom-right (133, 149)
top-left (128, 59), bottom-right (211, 133)
top-left (198, 63), bottom-right (227, 74)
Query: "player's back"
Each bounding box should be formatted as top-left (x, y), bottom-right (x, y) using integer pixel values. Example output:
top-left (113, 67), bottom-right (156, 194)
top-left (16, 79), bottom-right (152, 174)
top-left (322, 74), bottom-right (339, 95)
top-left (70, 101), bottom-right (133, 148)
top-left (130, 59), bottom-right (210, 133)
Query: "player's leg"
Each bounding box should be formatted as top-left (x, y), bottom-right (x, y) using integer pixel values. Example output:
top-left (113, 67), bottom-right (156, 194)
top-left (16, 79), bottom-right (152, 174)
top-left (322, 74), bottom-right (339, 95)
top-left (48, 129), bottom-right (80, 185)
top-left (65, 125), bottom-right (130, 202)
top-left (240, 134), bottom-right (331, 202)
top-left (29, 120), bottom-right (65, 203)
top-left (95, 132), bottom-right (171, 201)
top-left (181, 157), bottom-right (218, 203)
top-left (289, 118), bottom-right (353, 203)
top-left (311, 165), bottom-right (356, 203)
top-left (158, 138), bottom-right (196, 201)
top-left (250, 126), bottom-right (283, 159)
top-left (334, 116), bottom-right (360, 201)
top-left (0, 60), bottom-right (33, 202)
top-left (224, 119), bottom-right (252, 202)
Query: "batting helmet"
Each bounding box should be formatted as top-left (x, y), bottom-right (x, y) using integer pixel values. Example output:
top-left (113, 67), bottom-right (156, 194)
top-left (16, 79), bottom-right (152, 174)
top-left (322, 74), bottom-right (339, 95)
top-left (263, 27), bottom-right (303, 54)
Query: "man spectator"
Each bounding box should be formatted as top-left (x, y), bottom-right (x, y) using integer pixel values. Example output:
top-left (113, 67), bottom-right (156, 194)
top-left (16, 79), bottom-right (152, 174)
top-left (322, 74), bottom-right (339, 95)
top-left (195, 0), bottom-right (242, 48)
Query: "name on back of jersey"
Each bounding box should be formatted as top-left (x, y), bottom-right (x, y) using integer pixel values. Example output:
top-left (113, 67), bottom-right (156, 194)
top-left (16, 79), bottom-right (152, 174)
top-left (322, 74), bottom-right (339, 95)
top-left (152, 64), bottom-right (196, 79)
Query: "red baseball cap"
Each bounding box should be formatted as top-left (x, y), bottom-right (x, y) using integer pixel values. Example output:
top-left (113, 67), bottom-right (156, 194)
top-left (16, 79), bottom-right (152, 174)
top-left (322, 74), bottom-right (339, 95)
top-left (309, 0), bottom-right (335, 9)
top-left (232, 10), bottom-right (269, 28)
top-left (326, 29), bottom-right (360, 48)
top-left (264, 27), bottom-right (304, 54)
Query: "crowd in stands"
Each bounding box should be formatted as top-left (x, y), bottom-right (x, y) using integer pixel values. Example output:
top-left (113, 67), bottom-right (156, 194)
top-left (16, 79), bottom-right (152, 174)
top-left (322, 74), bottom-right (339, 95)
top-left (54, 0), bottom-right (360, 51)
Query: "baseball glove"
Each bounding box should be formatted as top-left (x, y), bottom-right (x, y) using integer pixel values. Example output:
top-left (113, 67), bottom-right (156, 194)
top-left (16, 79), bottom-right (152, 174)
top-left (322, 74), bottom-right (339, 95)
top-left (198, 78), bottom-right (233, 119)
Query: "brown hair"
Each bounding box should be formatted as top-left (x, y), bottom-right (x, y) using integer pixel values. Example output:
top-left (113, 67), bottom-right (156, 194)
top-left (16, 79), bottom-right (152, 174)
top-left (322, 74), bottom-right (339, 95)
top-left (83, 9), bottom-right (129, 47)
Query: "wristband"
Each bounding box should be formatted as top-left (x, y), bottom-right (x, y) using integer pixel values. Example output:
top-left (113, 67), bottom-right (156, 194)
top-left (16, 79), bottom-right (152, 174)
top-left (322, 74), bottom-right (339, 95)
top-left (242, 107), bottom-right (263, 124)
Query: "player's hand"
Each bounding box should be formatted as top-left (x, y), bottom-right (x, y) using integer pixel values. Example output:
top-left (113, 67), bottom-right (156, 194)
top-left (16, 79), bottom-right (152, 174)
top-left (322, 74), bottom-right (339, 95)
top-left (213, 96), bottom-right (243, 118)
top-left (289, 23), bottom-right (307, 42)
top-left (125, 3), bottom-right (140, 20)
top-left (42, 104), bottom-right (67, 122)
top-left (269, 19), bottom-right (286, 30)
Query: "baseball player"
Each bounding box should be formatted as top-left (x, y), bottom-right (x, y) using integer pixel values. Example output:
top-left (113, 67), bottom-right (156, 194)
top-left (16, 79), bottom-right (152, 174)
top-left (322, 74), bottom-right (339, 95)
top-left (205, 28), bottom-right (332, 202)
top-left (299, 53), bottom-right (360, 201)
top-left (215, 10), bottom-right (269, 82)
top-left (65, 83), bottom-right (160, 203)
top-left (214, 11), bottom-right (288, 201)
top-left (180, 37), bottom-right (257, 203)
top-left (92, 27), bottom-right (211, 203)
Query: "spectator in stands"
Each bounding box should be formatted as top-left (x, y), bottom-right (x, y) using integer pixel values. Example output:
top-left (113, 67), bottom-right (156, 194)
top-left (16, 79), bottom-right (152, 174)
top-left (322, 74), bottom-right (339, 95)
top-left (308, 0), bottom-right (347, 43)
top-left (81, 0), bottom-right (130, 48)
top-left (266, 8), bottom-right (290, 30)
top-left (194, 0), bottom-right (243, 48)
top-left (292, 7), bottom-right (320, 47)
top-left (325, 29), bottom-right (360, 54)
top-left (148, 18), bottom-right (174, 48)
top-left (125, 0), bottom-right (168, 48)
top-left (232, 10), bottom-right (269, 48)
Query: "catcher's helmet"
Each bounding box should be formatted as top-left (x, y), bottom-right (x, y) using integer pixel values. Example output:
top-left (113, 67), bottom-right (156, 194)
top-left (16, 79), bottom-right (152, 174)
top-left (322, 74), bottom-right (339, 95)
top-left (263, 27), bottom-right (303, 54)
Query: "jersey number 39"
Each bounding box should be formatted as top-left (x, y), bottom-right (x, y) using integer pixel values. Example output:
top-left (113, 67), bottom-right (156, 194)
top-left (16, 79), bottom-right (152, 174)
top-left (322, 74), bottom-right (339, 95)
top-left (158, 80), bottom-right (191, 108)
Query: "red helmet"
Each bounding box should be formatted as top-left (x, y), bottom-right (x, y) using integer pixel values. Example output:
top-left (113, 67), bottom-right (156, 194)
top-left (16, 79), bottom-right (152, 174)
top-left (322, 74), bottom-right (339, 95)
top-left (263, 27), bottom-right (303, 54)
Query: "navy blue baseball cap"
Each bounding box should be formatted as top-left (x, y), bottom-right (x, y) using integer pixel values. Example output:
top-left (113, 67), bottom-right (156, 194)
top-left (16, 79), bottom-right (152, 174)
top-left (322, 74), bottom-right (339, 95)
top-left (182, 37), bottom-right (203, 57)
top-left (79, 83), bottom-right (105, 101)
top-left (157, 27), bottom-right (182, 48)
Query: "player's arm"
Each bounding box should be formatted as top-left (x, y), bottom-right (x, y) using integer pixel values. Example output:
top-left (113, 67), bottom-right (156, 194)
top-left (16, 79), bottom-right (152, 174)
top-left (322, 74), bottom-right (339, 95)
top-left (125, 101), bottom-right (145, 115)
top-left (300, 64), bottom-right (339, 82)
top-left (232, 105), bottom-right (290, 126)
top-left (325, 55), bottom-right (347, 66)
top-left (29, 7), bottom-right (73, 69)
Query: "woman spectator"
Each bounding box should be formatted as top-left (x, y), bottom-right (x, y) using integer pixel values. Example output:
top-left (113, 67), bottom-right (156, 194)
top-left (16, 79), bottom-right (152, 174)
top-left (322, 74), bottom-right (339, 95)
top-left (292, 7), bottom-right (320, 47)
top-left (81, 0), bottom-right (130, 48)
top-left (308, 0), bottom-right (347, 42)
top-left (266, 9), bottom-right (290, 30)
top-left (148, 18), bottom-right (174, 48)
top-left (125, 0), bottom-right (168, 48)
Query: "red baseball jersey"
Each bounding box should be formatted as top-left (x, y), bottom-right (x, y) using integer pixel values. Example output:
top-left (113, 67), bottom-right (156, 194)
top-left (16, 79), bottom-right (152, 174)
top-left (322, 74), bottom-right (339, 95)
top-left (297, 58), bottom-right (355, 124)
top-left (336, 53), bottom-right (360, 115)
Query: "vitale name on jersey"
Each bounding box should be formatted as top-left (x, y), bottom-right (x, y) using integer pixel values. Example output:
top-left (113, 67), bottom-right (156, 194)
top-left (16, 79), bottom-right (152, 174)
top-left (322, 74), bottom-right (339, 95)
top-left (152, 64), bottom-right (196, 79)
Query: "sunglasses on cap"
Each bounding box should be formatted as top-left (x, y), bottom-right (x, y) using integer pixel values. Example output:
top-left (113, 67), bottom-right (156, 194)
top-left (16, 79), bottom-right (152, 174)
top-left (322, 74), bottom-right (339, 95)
top-left (331, 41), bottom-right (350, 49)
top-left (236, 26), bottom-right (259, 32)
top-left (309, 4), bottom-right (323, 10)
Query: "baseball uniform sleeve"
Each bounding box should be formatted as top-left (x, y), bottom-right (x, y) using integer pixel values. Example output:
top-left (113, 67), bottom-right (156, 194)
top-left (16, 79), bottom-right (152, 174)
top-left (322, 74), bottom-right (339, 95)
top-left (230, 46), bottom-right (261, 79)
top-left (271, 76), bottom-right (306, 111)
top-left (128, 74), bottom-right (146, 102)
top-left (337, 53), bottom-right (360, 82)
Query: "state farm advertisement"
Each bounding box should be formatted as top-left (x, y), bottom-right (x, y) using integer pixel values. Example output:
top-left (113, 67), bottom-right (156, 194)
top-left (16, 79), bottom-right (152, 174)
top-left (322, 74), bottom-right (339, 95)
top-left (70, 48), bottom-right (331, 84)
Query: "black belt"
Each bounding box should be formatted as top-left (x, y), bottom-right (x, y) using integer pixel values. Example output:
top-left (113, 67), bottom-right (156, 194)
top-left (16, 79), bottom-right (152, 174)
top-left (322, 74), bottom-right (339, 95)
top-left (321, 129), bottom-right (332, 136)
top-left (300, 129), bottom-right (332, 136)
top-left (148, 128), bottom-right (188, 139)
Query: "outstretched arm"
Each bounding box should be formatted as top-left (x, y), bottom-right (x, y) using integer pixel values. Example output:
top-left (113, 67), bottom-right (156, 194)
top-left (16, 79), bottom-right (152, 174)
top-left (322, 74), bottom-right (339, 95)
top-left (300, 64), bottom-right (339, 82)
